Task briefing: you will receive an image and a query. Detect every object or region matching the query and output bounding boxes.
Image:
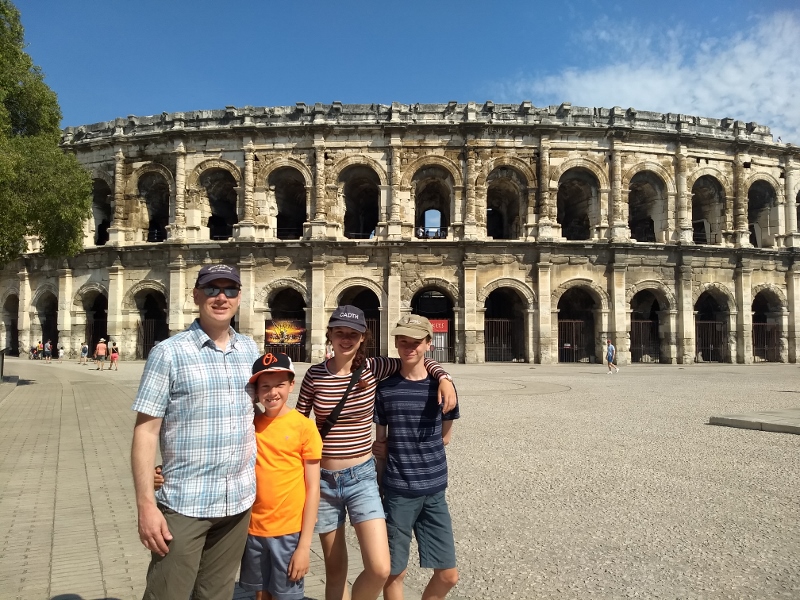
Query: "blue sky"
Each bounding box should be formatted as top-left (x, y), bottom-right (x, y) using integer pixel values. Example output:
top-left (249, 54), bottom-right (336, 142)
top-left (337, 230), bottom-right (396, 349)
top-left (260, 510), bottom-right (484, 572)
top-left (19, 0), bottom-right (800, 142)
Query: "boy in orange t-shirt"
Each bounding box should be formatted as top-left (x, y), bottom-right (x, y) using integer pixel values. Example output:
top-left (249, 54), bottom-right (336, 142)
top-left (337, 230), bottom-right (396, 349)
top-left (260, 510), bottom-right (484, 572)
top-left (242, 352), bottom-right (322, 600)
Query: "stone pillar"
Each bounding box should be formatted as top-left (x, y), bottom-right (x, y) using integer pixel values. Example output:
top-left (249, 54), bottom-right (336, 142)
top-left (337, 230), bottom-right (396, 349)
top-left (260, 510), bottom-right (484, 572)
top-left (611, 263), bottom-right (628, 364)
top-left (537, 135), bottom-right (554, 240)
top-left (107, 257), bottom-right (125, 356)
top-left (475, 307), bottom-right (486, 363)
top-left (168, 254), bottom-right (186, 335)
top-left (596, 188), bottom-right (611, 240)
top-left (786, 262), bottom-right (800, 362)
top-left (307, 136), bottom-right (327, 238)
top-left (463, 141), bottom-right (478, 239)
top-left (238, 254), bottom-right (258, 344)
top-left (675, 144), bottom-right (693, 242)
top-left (108, 148), bottom-right (126, 245)
top-left (734, 262), bottom-right (753, 363)
top-left (170, 140), bottom-right (187, 241)
top-left (733, 152), bottom-right (750, 247)
top-left (17, 266), bottom-right (30, 354)
top-left (676, 264), bottom-right (694, 363)
top-left (526, 307), bottom-right (536, 364)
top-left (537, 258), bottom-right (553, 363)
top-left (784, 155), bottom-right (800, 247)
top-left (385, 253), bottom-right (402, 358)
top-left (609, 144), bottom-right (629, 241)
top-left (234, 140), bottom-right (257, 239)
top-left (777, 308), bottom-right (789, 363)
top-left (462, 253), bottom-right (478, 362)
top-left (661, 309), bottom-right (678, 364)
top-left (309, 258), bottom-right (327, 361)
top-left (57, 265), bottom-right (73, 357)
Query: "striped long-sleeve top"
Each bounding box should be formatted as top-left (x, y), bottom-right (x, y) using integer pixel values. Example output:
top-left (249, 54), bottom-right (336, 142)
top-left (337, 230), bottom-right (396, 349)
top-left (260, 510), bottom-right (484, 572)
top-left (296, 357), bottom-right (447, 459)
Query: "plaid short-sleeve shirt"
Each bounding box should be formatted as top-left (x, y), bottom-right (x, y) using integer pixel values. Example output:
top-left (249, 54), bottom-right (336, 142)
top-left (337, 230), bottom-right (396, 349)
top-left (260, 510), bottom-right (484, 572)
top-left (132, 319), bottom-right (260, 518)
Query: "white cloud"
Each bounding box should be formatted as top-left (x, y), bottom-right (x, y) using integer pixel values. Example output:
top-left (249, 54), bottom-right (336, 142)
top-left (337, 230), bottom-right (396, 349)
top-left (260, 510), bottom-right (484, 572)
top-left (499, 12), bottom-right (800, 143)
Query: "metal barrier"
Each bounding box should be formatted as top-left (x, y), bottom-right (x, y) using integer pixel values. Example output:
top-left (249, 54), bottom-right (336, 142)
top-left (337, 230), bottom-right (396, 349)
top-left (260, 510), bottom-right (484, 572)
top-left (630, 320), bottom-right (660, 363)
top-left (752, 323), bottom-right (779, 362)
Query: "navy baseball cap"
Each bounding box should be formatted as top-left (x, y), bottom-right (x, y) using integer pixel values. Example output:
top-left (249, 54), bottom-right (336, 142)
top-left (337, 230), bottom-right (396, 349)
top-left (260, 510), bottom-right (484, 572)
top-left (195, 264), bottom-right (241, 287)
top-left (327, 305), bottom-right (366, 333)
top-left (249, 352), bottom-right (295, 384)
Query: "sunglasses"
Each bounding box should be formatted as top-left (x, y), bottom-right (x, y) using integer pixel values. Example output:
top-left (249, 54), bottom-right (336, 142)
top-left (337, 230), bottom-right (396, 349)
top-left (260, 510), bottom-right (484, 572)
top-left (200, 286), bottom-right (240, 298)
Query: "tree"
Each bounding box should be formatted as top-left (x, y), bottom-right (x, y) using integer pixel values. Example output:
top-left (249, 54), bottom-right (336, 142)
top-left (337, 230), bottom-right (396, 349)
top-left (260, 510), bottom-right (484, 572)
top-left (0, 0), bottom-right (91, 265)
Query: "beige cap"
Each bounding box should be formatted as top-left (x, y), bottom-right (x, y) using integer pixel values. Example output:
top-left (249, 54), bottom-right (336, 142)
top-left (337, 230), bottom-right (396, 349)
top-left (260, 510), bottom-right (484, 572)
top-left (391, 314), bottom-right (433, 339)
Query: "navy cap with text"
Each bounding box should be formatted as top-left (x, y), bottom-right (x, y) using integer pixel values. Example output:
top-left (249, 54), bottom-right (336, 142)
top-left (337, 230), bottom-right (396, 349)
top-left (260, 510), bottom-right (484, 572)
top-left (327, 305), bottom-right (366, 333)
top-left (195, 264), bottom-right (242, 287)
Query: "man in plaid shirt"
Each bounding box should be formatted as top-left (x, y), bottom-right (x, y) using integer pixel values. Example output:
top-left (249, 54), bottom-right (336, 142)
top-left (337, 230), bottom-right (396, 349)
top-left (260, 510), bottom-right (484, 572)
top-left (131, 264), bottom-right (260, 599)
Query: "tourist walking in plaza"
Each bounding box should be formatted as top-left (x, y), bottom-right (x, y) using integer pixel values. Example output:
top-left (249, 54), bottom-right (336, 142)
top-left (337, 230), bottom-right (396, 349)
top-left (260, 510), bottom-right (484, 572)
top-left (296, 305), bottom-right (456, 600)
top-left (109, 342), bottom-right (119, 371)
top-left (606, 338), bottom-right (620, 374)
top-left (43, 339), bottom-right (52, 363)
top-left (130, 264), bottom-right (260, 599)
top-left (375, 314), bottom-right (460, 600)
top-left (94, 338), bottom-right (107, 371)
top-left (79, 341), bottom-right (89, 365)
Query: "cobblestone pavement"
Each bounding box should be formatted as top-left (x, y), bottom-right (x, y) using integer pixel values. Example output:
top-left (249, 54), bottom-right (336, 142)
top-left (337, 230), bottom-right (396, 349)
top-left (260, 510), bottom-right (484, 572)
top-left (0, 358), bottom-right (798, 599)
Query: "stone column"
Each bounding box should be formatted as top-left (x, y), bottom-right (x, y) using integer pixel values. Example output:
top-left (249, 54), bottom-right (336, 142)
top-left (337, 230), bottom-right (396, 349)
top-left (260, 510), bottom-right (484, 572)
top-left (733, 152), bottom-right (750, 247)
top-left (234, 140), bottom-right (257, 239)
top-left (386, 138), bottom-right (403, 239)
top-left (786, 262), bottom-right (800, 362)
top-left (475, 307), bottom-right (486, 363)
top-left (675, 144), bottom-right (693, 242)
top-left (108, 148), bottom-right (126, 245)
top-left (734, 262), bottom-right (753, 363)
top-left (17, 266), bottom-right (30, 354)
top-left (611, 263), bottom-right (628, 364)
top-left (784, 155), bottom-right (800, 247)
top-left (309, 257), bottom-right (327, 361)
top-left (462, 253), bottom-right (478, 362)
top-left (609, 143), bottom-right (629, 241)
top-left (537, 258), bottom-right (553, 363)
top-left (170, 140), bottom-right (187, 241)
top-left (676, 264), bottom-right (694, 363)
top-left (463, 140), bottom-right (478, 239)
top-left (661, 309), bottom-right (678, 364)
top-left (537, 135), bottom-right (554, 240)
top-left (307, 136), bottom-right (327, 238)
top-left (385, 253), bottom-right (402, 358)
top-left (237, 254), bottom-right (258, 344)
top-left (526, 307), bottom-right (536, 364)
top-left (596, 188), bottom-right (611, 240)
top-left (778, 308), bottom-right (789, 362)
top-left (107, 257), bottom-right (125, 356)
top-left (167, 254), bottom-right (186, 335)
top-left (57, 264), bottom-right (73, 357)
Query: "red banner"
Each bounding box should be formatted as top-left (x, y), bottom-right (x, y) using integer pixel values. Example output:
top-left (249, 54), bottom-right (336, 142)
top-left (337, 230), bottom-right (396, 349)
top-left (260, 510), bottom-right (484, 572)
top-left (429, 319), bottom-right (449, 333)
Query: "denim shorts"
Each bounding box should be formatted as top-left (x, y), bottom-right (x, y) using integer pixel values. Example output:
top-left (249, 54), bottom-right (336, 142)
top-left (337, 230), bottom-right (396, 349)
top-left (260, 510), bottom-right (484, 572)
top-left (238, 533), bottom-right (304, 600)
top-left (315, 457), bottom-right (385, 534)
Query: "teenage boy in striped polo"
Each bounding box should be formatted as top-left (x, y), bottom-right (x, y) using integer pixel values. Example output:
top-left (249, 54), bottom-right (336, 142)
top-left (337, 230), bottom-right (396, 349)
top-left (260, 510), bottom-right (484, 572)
top-left (374, 314), bottom-right (460, 600)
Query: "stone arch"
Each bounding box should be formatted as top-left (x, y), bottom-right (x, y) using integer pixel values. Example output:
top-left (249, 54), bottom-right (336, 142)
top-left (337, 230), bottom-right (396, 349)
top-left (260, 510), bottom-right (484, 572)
top-left (625, 280), bottom-right (676, 311)
top-left (330, 155), bottom-right (388, 186)
top-left (325, 277), bottom-right (386, 310)
top-left (751, 283), bottom-right (787, 308)
top-left (122, 280), bottom-right (169, 311)
top-left (187, 158), bottom-right (242, 190)
top-left (477, 277), bottom-right (536, 308)
top-left (744, 173), bottom-right (784, 203)
top-left (31, 283), bottom-right (59, 309)
top-left (621, 162), bottom-right (676, 194)
top-left (692, 281), bottom-right (736, 309)
top-left (124, 162), bottom-right (176, 197)
top-left (73, 282), bottom-right (109, 308)
top-left (401, 277), bottom-right (460, 308)
top-left (90, 168), bottom-right (113, 191)
top-left (686, 167), bottom-right (733, 199)
top-left (399, 155), bottom-right (463, 189)
top-left (475, 156), bottom-right (536, 189)
top-left (550, 157), bottom-right (610, 190)
top-left (256, 278), bottom-right (310, 310)
top-left (254, 157), bottom-right (313, 189)
top-left (551, 278), bottom-right (610, 311)
top-left (1, 286), bottom-right (20, 307)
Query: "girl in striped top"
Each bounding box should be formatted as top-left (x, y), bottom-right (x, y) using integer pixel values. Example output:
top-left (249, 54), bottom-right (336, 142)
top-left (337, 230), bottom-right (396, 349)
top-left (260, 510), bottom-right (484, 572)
top-left (296, 305), bottom-right (455, 600)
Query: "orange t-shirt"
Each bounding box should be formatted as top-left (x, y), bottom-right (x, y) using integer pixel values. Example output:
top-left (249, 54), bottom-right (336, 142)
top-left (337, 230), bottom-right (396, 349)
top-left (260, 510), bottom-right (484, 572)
top-left (249, 409), bottom-right (322, 538)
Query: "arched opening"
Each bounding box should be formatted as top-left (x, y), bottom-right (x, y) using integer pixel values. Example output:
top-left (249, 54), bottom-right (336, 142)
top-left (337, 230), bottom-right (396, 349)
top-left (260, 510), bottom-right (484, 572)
top-left (341, 166), bottom-right (380, 239)
top-left (411, 289), bottom-right (455, 362)
top-left (691, 176), bottom-right (725, 244)
top-left (413, 167), bottom-right (451, 239)
top-left (484, 288), bottom-right (525, 362)
top-left (557, 287), bottom-right (596, 363)
top-left (201, 169), bottom-right (238, 240)
top-left (338, 287), bottom-right (381, 357)
top-left (486, 167), bottom-right (525, 240)
top-left (92, 179), bottom-right (112, 246)
top-left (266, 288), bottom-right (307, 362)
top-left (694, 291), bottom-right (729, 363)
top-left (135, 291), bottom-right (169, 359)
top-left (139, 172), bottom-right (170, 242)
top-left (2, 295), bottom-right (19, 355)
top-left (269, 167), bottom-right (307, 240)
top-left (630, 290), bottom-right (661, 363)
top-left (557, 169), bottom-right (596, 241)
top-left (752, 290), bottom-right (782, 363)
top-left (35, 292), bottom-right (59, 357)
top-left (84, 293), bottom-right (108, 350)
top-left (628, 171), bottom-right (665, 243)
top-left (747, 180), bottom-right (776, 248)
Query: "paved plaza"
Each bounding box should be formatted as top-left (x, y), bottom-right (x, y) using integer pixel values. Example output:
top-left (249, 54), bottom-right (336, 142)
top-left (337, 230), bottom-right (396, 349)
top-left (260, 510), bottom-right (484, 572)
top-left (0, 357), bottom-right (798, 599)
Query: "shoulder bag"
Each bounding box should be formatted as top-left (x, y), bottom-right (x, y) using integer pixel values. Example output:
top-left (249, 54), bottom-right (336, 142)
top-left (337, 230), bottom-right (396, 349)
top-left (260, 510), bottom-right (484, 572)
top-left (320, 364), bottom-right (365, 440)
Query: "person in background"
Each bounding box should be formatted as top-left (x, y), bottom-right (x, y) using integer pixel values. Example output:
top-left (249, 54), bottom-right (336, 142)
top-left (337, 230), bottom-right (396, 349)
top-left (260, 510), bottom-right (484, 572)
top-left (110, 342), bottom-right (120, 371)
top-left (606, 338), bottom-right (620, 374)
top-left (94, 338), bottom-right (108, 371)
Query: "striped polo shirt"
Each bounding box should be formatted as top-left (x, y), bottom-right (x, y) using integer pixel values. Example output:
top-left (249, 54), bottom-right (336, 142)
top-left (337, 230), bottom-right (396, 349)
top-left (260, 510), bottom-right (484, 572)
top-left (296, 357), bottom-right (447, 459)
top-left (374, 374), bottom-right (460, 496)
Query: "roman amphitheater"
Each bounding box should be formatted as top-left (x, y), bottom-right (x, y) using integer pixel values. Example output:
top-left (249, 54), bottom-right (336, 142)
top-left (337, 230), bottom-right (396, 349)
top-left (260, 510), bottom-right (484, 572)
top-left (1, 101), bottom-right (798, 365)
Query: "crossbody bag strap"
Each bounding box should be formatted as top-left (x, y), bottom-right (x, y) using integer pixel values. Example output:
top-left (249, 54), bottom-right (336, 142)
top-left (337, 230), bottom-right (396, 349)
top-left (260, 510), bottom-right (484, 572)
top-left (320, 364), bottom-right (365, 440)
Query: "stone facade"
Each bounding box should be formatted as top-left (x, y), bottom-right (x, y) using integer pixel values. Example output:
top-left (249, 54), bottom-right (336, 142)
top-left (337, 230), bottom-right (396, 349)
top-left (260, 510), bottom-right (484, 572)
top-left (1, 102), bottom-right (799, 364)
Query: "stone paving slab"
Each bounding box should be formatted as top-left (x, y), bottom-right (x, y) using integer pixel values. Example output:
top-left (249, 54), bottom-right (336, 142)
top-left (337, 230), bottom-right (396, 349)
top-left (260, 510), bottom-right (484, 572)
top-left (709, 407), bottom-right (800, 434)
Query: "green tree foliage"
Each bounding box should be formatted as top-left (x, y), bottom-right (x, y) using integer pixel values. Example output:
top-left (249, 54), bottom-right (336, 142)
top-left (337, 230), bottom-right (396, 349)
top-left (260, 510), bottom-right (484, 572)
top-left (0, 0), bottom-right (91, 264)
